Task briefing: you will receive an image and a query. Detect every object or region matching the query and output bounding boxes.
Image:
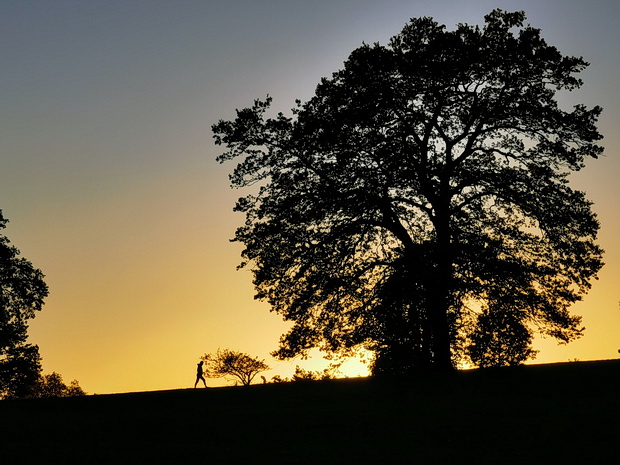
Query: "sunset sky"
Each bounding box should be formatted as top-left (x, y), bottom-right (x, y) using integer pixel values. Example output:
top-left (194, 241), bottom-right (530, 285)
top-left (2, 0), bottom-right (618, 394)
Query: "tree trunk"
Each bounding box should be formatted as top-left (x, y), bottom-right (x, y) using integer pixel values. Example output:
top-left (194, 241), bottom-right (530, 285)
top-left (427, 278), bottom-right (453, 370)
top-left (402, 230), bottom-right (454, 371)
top-left (427, 201), bottom-right (454, 371)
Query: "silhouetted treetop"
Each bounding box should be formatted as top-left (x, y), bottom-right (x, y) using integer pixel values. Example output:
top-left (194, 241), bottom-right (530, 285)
top-left (213, 10), bottom-right (603, 373)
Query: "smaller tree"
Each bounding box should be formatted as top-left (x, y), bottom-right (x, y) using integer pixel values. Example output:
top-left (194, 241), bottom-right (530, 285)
top-left (36, 372), bottom-right (86, 398)
top-left (201, 349), bottom-right (270, 386)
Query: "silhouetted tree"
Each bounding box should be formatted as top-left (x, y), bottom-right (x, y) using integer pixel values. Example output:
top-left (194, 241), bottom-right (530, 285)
top-left (65, 378), bottom-right (86, 396)
top-left (212, 10), bottom-right (603, 373)
top-left (201, 349), bottom-right (270, 386)
top-left (0, 210), bottom-right (48, 398)
top-left (37, 371), bottom-right (66, 397)
top-left (36, 372), bottom-right (86, 398)
top-left (36, 371), bottom-right (86, 397)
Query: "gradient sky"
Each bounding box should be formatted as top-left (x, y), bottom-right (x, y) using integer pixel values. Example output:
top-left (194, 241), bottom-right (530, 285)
top-left (2, 0), bottom-right (618, 394)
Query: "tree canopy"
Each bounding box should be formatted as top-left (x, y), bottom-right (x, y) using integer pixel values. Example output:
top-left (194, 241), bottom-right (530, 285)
top-left (212, 10), bottom-right (604, 372)
top-left (0, 210), bottom-right (48, 397)
top-left (201, 349), bottom-right (270, 386)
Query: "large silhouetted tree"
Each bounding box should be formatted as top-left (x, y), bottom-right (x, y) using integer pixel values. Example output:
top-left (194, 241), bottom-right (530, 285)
top-left (212, 10), bottom-right (604, 372)
top-left (0, 210), bottom-right (48, 397)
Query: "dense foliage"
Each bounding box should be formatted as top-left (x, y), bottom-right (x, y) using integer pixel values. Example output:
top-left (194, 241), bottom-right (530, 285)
top-left (213, 10), bottom-right (603, 372)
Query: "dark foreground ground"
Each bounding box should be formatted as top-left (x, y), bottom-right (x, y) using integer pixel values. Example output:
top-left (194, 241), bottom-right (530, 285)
top-left (1, 360), bottom-right (619, 464)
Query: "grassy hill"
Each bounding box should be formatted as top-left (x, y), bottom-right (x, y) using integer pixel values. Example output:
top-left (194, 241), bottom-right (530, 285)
top-left (1, 359), bottom-right (618, 464)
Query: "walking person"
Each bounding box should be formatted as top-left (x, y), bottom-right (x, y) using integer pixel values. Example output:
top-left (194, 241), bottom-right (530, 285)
top-left (194, 360), bottom-right (207, 388)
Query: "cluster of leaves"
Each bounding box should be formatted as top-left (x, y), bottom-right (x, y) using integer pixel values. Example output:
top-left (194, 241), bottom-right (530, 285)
top-left (213, 10), bottom-right (603, 372)
top-left (201, 349), bottom-right (270, 386)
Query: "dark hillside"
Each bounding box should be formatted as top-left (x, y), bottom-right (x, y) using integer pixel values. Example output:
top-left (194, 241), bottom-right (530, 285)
top-left (1, 360), bottom-right (618, 464)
